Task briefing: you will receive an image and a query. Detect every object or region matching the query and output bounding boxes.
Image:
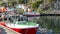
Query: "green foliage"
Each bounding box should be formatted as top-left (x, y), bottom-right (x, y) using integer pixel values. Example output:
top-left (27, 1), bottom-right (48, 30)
top-left (16, 9), bottom-right (24, 14)
top-left (8, 2), bottom-right (13, 7)
top-left (32, 0), bottom-right (43, 9)
top-left (47, 0), bottom-right (55, 3)
top-left (19, 0), bottom-right (25, 4)
top-left (29, 0), bottom-right (32, 2)
top-left (0, 0), bottom-right (3, 5)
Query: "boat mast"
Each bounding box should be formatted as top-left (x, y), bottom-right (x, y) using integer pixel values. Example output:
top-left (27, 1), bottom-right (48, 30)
top-left (16, 0), bottom-right (19, 14)
top-left (6, 0), bottom-right (9, 22)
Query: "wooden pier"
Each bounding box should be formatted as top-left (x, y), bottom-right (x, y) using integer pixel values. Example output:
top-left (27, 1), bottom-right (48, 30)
top-left (0, 24), bottom-right (21, 34)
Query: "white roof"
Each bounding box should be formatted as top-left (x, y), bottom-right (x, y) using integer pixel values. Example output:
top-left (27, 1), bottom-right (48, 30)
top-left (7, 7), bottom-right (14, 11)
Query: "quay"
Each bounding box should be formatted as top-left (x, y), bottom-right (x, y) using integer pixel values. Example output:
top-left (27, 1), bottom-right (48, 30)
top-left (0, 24), bottom-right (21, 34)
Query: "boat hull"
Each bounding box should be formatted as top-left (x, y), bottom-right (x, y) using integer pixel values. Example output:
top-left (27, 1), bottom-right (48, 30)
top-left (6, 25), bottom-right (38, 34)
top-left (0, 21), bottom-right (6, 26)
top-left (11, 27), bottom-right (38, 34)
top-left (0, 22), bottom-right (38, 34)
top-left (23, 14), bottom-right (40, 17)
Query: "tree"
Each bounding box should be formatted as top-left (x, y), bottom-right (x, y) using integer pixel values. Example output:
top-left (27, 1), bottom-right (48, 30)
top-left (0, 0), bottom-right (2, 5)
top-left (19, 0), bottom-right (25, 4)
top-left (47, 0), bottom-right (55, 3)
top-left (31, 0), bottom-right (43, 10)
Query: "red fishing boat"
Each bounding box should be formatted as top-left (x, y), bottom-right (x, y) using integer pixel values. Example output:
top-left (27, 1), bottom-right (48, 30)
top-left (0, 15), bottom-right (39, 34)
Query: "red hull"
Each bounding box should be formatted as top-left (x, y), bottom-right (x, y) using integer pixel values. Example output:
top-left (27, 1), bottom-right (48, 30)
top-left (0, 22), bottom-right (38, 34)
top-left (23, 14), bottom-right (40, 17)
top-left (0, 21), bottom-right (6, 26)
top-left (11, 28), bottom-right (37, 34)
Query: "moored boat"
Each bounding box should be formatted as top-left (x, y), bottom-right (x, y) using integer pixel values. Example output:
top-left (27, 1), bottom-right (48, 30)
top-left (0, 15), bottom-right (39, 34)
top-left (23, 8), bottom-right (40, 17)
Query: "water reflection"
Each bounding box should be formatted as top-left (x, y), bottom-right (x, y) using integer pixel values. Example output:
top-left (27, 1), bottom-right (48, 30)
top-left (34, 16), bottom-right (60, 34)
top-left (39, 16), bottom-right (60, 28)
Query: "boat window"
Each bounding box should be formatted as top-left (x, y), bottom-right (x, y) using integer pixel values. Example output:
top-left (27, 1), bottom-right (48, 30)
top-left (20, 18), bottom-right (23, 21)
top-left (23, 16), bottom-right (28, 21)
top-left (9, 16), bottom-right (28, 24)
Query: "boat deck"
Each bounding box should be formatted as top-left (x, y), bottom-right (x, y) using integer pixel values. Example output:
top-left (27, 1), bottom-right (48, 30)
top-left (0, 25), bottom-right (21, 34)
